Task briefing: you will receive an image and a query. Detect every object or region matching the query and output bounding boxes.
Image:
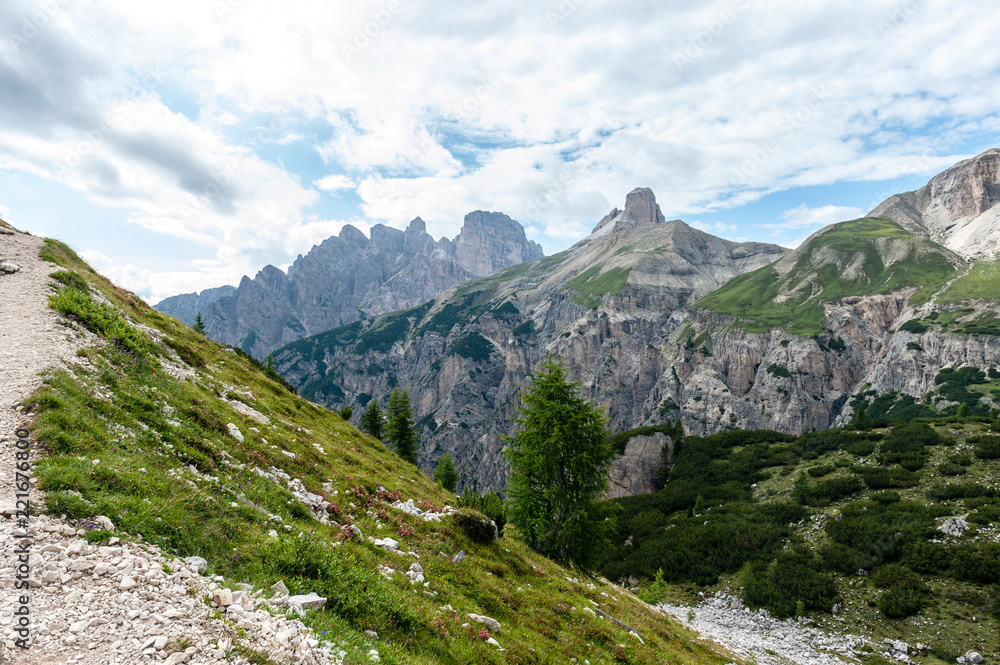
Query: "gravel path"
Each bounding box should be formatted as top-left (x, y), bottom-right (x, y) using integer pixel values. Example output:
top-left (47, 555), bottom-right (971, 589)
top-left (659, 592), bottom-right (887, 665)
top-left (0, 228), bottom-right (345, 665)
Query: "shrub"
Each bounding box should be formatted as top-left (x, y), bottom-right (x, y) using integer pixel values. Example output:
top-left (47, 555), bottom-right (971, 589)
top-left (899, 319), bottom-right (928, 334)
top-left (808, 464), bottom-right (835, 478)
top-left (451, 509), bottom-right (499, 544)
top-left (855, 466), bottom-right (919, 489)
top-left (457, 488), bottom-right (507, 538)
top-left (937, 462), bottom-right (968, 476)
top-left (767, 364), bottom-right (793, 378)
top-left (903, 541), bottom-right (951, 574)
top-left (974, 436), bottom-right (1000, 459)
top-left (951, 544), bottom-right (1000, 583)
top-left (740, 549), bottom-right (839, 617)
top-left (872, 564), bottom-right (930, 618)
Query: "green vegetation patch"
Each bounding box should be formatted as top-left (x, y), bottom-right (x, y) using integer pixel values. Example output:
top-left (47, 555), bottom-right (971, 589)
top-left (696, 218), bottom-right (961, 336)
top-left (938, 259), bottom-right (1000, 303)
top-left (448, 333), bottom-right (495, 362)
top-left (565, 264), bottom-right (631, 309)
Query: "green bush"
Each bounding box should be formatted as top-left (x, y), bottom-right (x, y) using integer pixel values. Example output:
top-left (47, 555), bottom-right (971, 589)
top-left (457, 488), bottom-right (507, 538)
top-left (903, 541), bottom-right (951, 574)
top-left (450, 509), bottom-right (499, 544)
top-left (872, 564), bottom-right (930, 618)
top-left (740, 549), bottom-right (839, 617)
top-left (937, 462), bottom-right (968, 476)
top-left (855, 466), bottom-right (919, 489)
top-left (951, 544), bottom-right (1000, 583)
top-left (808, 464), bottom-right (835, 477)
top-left (974, 436), bottom-right (1000, 459)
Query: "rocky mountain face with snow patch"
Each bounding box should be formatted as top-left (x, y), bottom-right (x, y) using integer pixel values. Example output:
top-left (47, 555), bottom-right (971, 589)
top-left (154, 213), bottom-right (543, 359)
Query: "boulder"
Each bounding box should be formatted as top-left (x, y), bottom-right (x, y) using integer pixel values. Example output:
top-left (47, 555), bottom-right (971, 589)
top-left (226, 423), bottom-right (244, 443)
top-left (468, 613), bottom-right (501, 632)
top-left (940, 516), bottom-right (969, 537)
top-left (287, 593), bottom-right (327, 611)
top-left (184, 556), bottom-right (208, 573)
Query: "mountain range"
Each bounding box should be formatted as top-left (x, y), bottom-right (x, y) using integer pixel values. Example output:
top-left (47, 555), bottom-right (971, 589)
top-left (272, 148), bottom-right (1000, 492)
top-left (155, 212), bottom-right (543, 359)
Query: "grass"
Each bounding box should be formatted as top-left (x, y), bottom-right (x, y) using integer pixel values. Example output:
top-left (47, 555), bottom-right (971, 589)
top-left (696, 218), bottom-right (963, 336)
top-left (565, 265), bottom-right (632, 309)
top-left (938, 260), bottom-right (1000, 303)
top-left (26, 236), bottom-right (731, 665)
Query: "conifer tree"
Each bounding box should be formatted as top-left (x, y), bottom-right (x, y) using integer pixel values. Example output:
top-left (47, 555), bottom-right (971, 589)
top-left (360, 399), bottom-right (385, 441)
top-left (434, 452), bottom-right (459, 492)
top-left (504, 357), bottom-right (616, 571)
top-left (386, 387), bottom-right (419, 465)
top-left (193, 311), bottom-right (205, 334)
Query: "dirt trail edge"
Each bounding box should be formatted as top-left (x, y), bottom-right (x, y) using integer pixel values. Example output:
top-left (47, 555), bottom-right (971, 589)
top-left (0, 229), bottom-right (342, 665)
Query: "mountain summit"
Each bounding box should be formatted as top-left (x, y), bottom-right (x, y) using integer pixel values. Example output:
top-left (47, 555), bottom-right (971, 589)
top-left (156, 211), bottom-right (543, 359)
top-left (870, 148), bottom-right (1000, 258)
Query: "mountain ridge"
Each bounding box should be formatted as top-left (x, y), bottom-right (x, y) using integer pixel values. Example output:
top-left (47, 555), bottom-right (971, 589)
top-left (155, 211), bottom-right (543, 359)
top-left (274, 148), bottom-right (1000, 495)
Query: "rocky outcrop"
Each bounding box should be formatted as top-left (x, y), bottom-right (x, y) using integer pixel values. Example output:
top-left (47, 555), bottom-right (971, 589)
top-left (871, 148), bottom-right (1000, 258)
top-left (157, 213), bottom-right (542, 359)
top-left (154, 285), bottom-right (236, 327)
top-left (606, 433), bottom-right (673, 499)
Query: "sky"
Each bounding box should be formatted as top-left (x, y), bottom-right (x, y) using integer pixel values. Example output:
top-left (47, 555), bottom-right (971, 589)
top-left (1, 0), bottom-right (999, 304)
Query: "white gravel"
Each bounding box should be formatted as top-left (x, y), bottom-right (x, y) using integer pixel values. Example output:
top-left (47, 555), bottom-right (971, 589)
top-left (0, 229), bottom-right (348, 664)
top-left (659, 592), bottom-right (886, 665)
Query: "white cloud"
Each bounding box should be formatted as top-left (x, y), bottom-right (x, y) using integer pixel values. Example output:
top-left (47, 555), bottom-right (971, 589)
top-left (3, 0), bottom-right (1000, 297)
top-left (0, 203), bottom-right (9, 220)
top-left (314, 174), bottom-right (355, 191)
top-left (776, 204), bottom-right (865, 230)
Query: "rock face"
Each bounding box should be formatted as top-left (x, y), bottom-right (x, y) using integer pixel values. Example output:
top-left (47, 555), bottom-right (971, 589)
top-left (157, 214), bottom-right (542, 359)
top-left (606, 433), bottom-right (673, 499)
top-left (154, 285), bottom-right (236, 327)
top-left (870, 148), bottom-right (1000, 258)
top-left (275, 189), bottom-right (787, 490)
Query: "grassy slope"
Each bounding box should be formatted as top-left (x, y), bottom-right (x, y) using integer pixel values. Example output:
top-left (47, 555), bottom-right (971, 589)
top-left (696, 218), bottom-right (961, 336)
top-left (29, 237), bottom-right (728, 665)
top-left (938, 260), bottom-right (1000, 303)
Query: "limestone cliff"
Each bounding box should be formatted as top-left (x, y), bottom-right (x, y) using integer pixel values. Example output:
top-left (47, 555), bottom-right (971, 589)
top-left (155, 213), bottom-right (543, 359)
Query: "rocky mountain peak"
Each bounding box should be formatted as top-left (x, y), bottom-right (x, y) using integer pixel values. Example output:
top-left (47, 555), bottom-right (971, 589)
top-left (869, 147), bottom-right (1000, 258)
top-left (621, 187), bottom-right (667, 227)
top-left (339, 224), bottom-right (368, 246)
top-left (405, 217), bottom-right (427, 235)
top-left (157, 210), bottom-right (544, 359)
top-left (453, 210), bottom-right (544, 276)
top-left (591, 188), bottom-right (667, 234)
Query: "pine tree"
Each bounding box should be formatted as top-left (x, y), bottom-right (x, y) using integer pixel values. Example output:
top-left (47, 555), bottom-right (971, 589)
top-left (386, 387), bottom-right (419, 465)
top-left (360, 400), bottom-right (385, 441)
top-left (504, 357), bottom-right (617, 571)
top-left (434, 453), bottom-right (459, 492)
top-left (791, 471), bottom-right (812, 506)
top-left (193, 311), bottom-right (205, 334)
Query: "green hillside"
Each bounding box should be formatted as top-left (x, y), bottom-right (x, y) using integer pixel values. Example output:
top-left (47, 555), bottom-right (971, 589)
top-left (696, 218), bottom-right (963, 335)
top-left (603, 420), bottom-right (1000, 660)
top-left (27, 237), bottom-right (727, 665)
top-left (938, 260), bottom-right (1000, 303)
